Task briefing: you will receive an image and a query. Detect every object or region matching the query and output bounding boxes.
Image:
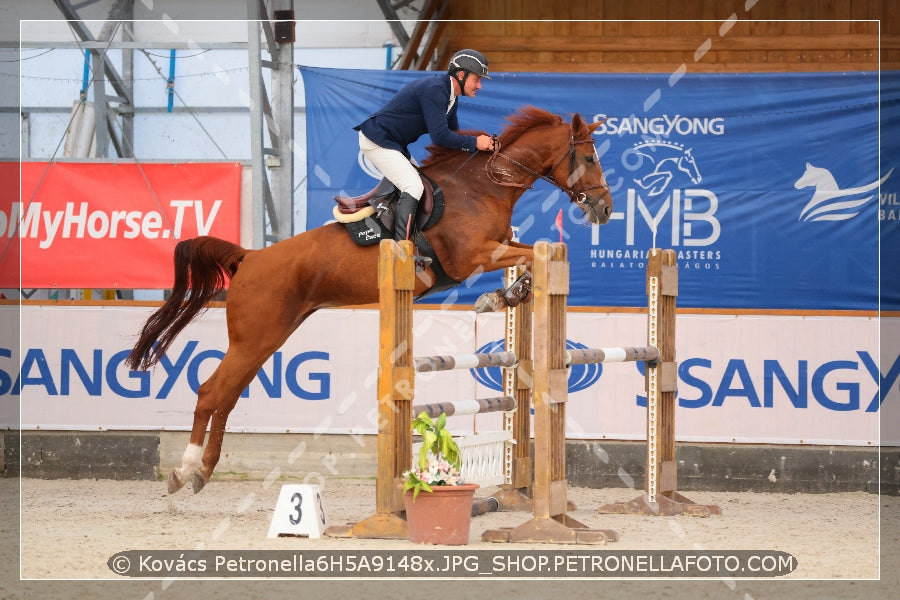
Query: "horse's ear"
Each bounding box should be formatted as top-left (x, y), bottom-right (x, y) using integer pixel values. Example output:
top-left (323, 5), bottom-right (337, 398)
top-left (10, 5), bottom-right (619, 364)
top-left (572, 112), bottom-right (603, 135)
top-left (571, 113), bottom-right (588, 135)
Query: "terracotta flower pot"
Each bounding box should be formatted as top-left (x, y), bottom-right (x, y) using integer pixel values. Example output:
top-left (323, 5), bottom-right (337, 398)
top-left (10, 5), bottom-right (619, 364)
top-left (403, 483), bottom-right (479, 545)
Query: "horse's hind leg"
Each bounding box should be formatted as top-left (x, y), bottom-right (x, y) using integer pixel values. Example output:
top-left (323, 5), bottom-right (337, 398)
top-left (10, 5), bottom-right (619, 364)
top-left (190, 374), bottom-right (246, 494)
top-left (168, 369), bottom-right (224, 494)
top-left (168, 348), bottom-right (268, 494)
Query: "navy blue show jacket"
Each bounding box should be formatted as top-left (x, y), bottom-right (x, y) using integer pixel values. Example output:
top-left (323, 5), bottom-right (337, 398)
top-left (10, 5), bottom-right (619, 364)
top-left (355, 73), bottom-right (478, 159)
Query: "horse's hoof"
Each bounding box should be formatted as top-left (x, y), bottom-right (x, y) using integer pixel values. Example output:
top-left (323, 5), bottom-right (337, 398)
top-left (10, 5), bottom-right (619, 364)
top-left (475, 290), bottom-right (506, 314)
top-left (167, 470), bottom-right (186, 494)
top-left (190, 472), bottom-right (208, 494)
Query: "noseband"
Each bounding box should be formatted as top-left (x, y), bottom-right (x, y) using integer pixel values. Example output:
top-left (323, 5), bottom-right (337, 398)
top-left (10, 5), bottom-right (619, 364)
top-left (487, 134), bottom-right (609, 205)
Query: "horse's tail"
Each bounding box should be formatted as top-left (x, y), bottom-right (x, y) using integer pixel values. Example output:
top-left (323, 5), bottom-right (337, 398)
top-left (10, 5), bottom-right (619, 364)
top-left (127, 236), bottom-right (248, 371)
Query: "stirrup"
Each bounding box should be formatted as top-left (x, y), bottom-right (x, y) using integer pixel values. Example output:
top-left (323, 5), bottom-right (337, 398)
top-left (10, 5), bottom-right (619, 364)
top-left (414, 254), bottom-right (433, 272)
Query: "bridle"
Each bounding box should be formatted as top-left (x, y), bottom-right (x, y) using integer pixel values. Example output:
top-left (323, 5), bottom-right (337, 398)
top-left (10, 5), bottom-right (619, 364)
top-left (486, 133), bottom-right (609, 205)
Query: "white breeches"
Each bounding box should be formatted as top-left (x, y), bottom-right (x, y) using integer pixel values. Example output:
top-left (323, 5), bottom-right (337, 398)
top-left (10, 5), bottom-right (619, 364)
top-left (358, 131), bottom-right (424, 200)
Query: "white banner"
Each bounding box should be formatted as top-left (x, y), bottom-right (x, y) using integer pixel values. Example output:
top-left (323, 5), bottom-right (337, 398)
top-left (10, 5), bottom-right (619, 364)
top-left (4, 305), bottom-right (891, 446)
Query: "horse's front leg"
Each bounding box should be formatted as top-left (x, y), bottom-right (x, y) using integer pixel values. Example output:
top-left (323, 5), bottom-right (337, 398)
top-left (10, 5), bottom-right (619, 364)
top-left (452, 239), bottom-right (535, 276)
top-left (474, 270), bottom-right (534, 313)
top-left (461, 241), bottom-right (536, 313)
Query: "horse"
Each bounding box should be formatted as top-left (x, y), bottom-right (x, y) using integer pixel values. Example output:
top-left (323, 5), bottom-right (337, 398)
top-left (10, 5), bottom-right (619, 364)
top-left (127, 105), bottom-right (613, 494)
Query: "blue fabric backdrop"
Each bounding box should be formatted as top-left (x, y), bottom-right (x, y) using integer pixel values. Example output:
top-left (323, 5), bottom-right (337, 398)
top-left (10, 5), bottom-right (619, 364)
top-left (300, 66), bottom-right (898, 310)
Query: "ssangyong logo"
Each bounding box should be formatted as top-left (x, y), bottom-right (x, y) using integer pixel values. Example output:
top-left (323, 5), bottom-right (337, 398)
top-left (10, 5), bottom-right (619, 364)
top-left (592, 114), bottom-right (725, 137)
top-left (470, 340), bottom-right (601, 393)
top-left (795, 163), bottom-right (893, 222)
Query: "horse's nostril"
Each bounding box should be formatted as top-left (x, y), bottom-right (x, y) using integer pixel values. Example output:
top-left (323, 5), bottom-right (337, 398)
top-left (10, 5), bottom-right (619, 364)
top-left (603, 204), bottom-right (611, 217)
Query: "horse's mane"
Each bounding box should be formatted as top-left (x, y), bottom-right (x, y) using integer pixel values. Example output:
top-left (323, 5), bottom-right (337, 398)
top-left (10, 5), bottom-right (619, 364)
top-left (421, 105), bottom-right (562, 167)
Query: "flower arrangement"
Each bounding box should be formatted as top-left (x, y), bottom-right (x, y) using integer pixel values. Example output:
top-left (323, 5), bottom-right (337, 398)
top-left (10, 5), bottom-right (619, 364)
top-left (402, 412), bottom-right (463, 501)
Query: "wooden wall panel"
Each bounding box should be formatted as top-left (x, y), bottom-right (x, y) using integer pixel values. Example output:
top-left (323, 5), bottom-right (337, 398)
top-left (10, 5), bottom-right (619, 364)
top-left (424, 0), bottom-right (894, 73)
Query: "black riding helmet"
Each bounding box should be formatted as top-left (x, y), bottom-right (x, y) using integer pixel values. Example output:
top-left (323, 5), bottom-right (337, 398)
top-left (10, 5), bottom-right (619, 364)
top-left (448, 49), bottom-right (491, 89)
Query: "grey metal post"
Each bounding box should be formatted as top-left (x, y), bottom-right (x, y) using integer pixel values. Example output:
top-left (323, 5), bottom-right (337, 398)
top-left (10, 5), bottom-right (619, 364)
top-left (268, 0), bottom-right (294, 241)
top-left (247, 7), bottom-right (266, 249)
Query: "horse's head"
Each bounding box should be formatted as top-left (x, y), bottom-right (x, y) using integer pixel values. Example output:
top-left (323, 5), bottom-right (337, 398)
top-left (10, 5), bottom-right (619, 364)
top-left (546, 113), bottom-right (612, 225)
top-left (794, 162), bottom-right (836, 191)
top-left (486, 107), bottom-right (612, 225)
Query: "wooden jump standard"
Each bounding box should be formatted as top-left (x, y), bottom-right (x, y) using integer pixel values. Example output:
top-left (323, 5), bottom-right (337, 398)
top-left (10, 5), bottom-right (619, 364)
top-left (483, 242), bottom-right (718, 545)
top-left (325, 240), bottom-right (533, 539)
top-left (597, 245), bottom-right (720, 518)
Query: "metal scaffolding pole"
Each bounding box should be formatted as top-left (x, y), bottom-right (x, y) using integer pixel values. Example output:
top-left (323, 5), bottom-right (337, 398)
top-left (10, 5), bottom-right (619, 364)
top-left (247, 0), bottom-right (295, 249)
top-left (247, 13), bottom-right (267, 249)
top-left (51, 0), bottom-right (133, 158)
top-left (269, 1), bottom-right (295, 243)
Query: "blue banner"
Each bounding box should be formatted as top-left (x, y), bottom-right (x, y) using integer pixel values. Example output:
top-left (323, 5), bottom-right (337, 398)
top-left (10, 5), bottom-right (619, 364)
top-left (300, 66), bottom-right (899, 310)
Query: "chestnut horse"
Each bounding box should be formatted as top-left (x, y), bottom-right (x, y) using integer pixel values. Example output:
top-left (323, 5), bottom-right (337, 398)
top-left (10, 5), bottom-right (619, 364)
top-left (127, 106), bottom-right (612, 494)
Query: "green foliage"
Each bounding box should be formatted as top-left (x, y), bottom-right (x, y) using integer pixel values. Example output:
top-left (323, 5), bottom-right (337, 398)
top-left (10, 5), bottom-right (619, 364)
top-left (402, 411), bottom-right (463, 501)
top-left (412, 412), bottom-right (461, 471)
top-left (402, 468), bottom-right (433, 501)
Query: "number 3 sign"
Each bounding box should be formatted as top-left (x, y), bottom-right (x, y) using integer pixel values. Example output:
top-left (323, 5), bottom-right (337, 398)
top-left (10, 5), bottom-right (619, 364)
top-left (267, 484), bottom-right (328, 538)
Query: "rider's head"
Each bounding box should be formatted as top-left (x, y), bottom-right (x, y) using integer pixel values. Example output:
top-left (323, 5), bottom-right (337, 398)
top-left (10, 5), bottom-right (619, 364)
top-left (448, 49), bottom-right (490, 94)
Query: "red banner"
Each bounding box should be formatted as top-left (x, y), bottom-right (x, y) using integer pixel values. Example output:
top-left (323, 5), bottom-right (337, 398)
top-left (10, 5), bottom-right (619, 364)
top-left (1, 161), bottom-right (242, 289)
top-left (0, 162), bottom-right (21, 291)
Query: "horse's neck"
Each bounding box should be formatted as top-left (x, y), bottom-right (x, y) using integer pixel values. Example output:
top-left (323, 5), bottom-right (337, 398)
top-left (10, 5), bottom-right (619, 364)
top-left (434, 126), bottom-right (562, 212)
top-left (501, 131), bottom-right (559, 181)
top-left (429, 153), bottom-right (520, 213)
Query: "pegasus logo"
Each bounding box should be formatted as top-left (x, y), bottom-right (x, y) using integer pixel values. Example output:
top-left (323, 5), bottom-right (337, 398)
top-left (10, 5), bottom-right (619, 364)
top-left (629, 140), bottom-right (702, 197)
top-left (795, 163), bottom-right (893, 222)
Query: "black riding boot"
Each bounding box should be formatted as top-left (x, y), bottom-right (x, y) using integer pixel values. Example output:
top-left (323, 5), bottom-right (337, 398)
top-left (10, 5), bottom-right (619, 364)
top-left (393, 192), bottom-right (418, 243)
top-left (393, 192), bottom-right (432, 269)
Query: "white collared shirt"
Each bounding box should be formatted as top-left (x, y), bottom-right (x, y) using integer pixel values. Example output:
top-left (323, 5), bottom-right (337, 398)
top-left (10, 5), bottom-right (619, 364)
top-left (447, 78), bottom-right (457, 114)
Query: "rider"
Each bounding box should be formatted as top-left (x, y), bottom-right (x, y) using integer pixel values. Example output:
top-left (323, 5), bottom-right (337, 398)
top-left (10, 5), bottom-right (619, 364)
top-left (355, 49), bottom-right (496, 259)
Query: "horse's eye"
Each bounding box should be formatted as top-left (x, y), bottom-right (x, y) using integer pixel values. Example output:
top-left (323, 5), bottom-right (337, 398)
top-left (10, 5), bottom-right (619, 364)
top-left (585, 155), bottom-right (595, 164)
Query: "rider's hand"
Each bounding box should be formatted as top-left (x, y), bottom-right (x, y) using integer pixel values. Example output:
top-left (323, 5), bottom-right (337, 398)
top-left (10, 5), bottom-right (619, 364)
top-left (476, 134), bottom-right (495, 152)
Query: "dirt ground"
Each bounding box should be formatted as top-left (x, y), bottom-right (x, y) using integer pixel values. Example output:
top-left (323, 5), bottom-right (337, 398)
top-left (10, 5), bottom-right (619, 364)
top-left (3, 477), bottom-right (898, 599)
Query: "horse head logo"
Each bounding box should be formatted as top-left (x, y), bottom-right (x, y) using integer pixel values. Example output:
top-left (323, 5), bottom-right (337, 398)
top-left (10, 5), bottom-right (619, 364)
top-left (795, 162), bottom-right (892, 222)
top-left (471, 340), bottom-right (601, 393)
top-left (630, 140), bottom-right (702, 197)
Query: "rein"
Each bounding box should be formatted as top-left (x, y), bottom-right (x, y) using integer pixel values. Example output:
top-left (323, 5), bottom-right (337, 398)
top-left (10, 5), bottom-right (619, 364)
top-left (433, 147), bottom-right (483, 195)
top-left (487, 134), bottom-right (608, 203)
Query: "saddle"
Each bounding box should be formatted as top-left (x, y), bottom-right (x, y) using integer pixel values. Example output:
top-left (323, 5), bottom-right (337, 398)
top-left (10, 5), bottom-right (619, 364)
top-left (333, 173), bottom-right (443, 246)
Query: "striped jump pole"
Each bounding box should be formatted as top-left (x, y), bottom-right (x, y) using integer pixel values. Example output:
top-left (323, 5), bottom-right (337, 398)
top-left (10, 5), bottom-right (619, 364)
top-left (566, 346), bottom-right (659, 365)
top-left (414, 352), bottom-right (517, 373)
top-left (412, 396), bottom-right (516, 419)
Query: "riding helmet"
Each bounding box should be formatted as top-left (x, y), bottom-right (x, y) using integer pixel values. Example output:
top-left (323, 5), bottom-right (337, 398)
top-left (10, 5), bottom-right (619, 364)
top-left (448, 49), bottom-right (491, 79)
